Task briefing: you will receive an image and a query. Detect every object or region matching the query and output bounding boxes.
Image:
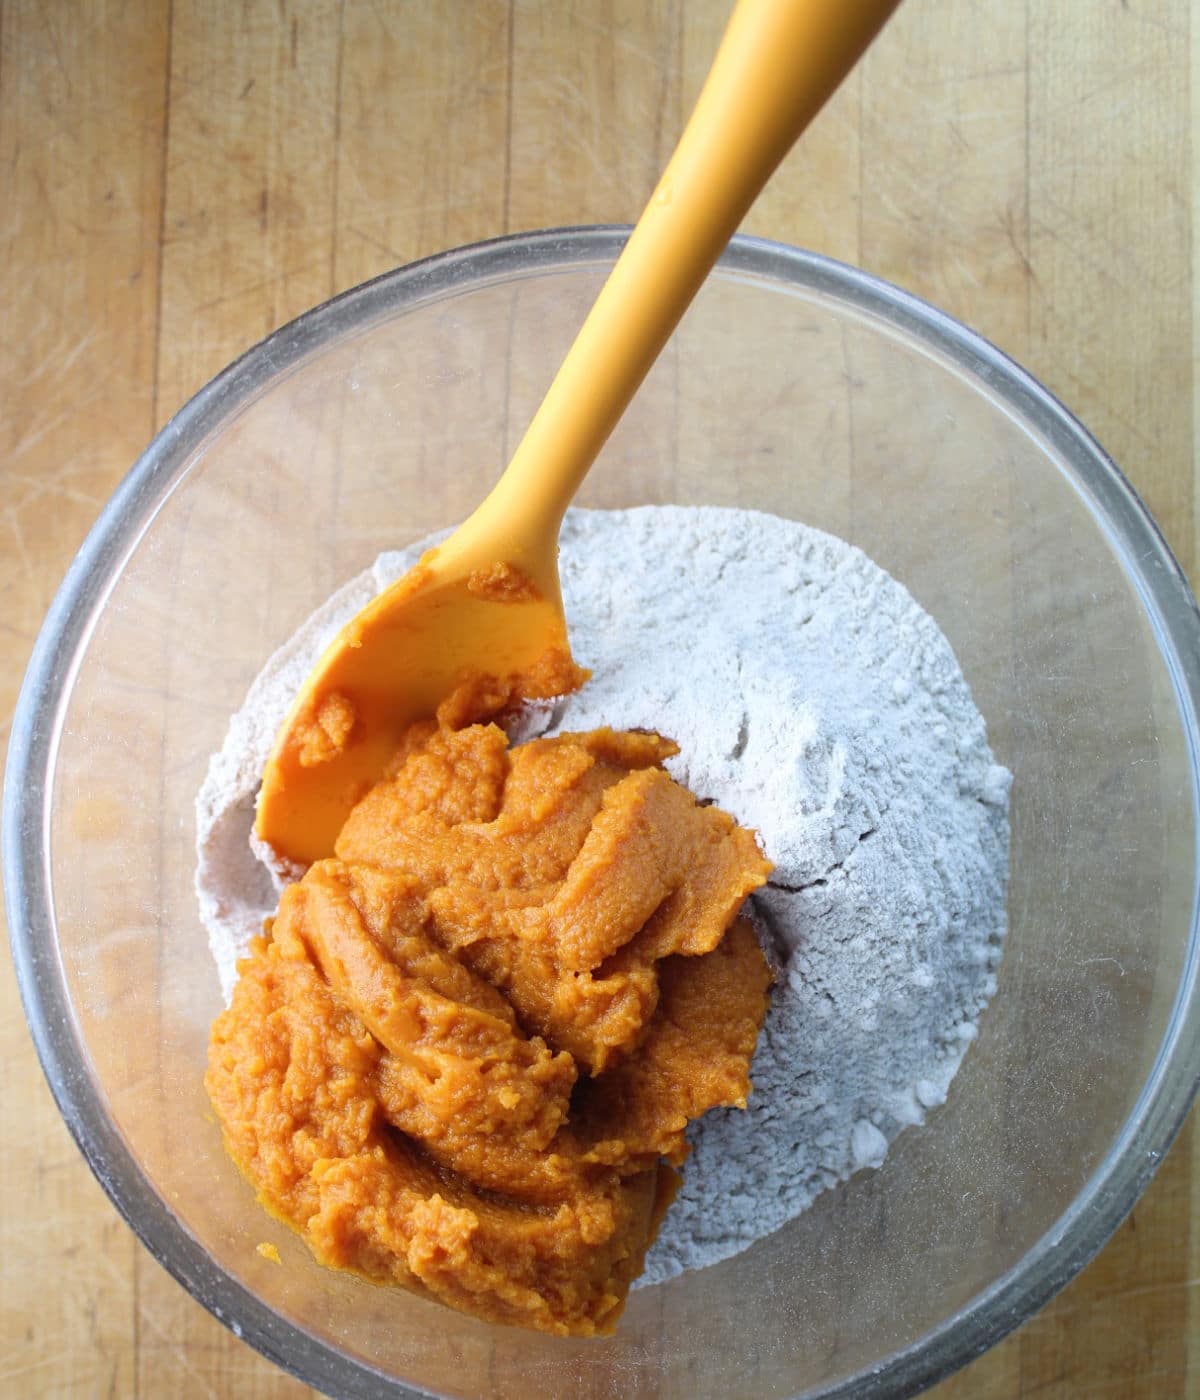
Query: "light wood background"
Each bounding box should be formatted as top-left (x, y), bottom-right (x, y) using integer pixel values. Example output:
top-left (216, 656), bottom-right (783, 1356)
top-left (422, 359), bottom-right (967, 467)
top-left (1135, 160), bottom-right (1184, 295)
top-left (0, 1), bottom-right (1195, 1396)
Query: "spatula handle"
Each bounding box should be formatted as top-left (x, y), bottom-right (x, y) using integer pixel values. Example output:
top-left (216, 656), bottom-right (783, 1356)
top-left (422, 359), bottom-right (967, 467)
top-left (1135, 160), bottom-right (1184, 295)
top-left (475, 0), bottom-right (902, 538)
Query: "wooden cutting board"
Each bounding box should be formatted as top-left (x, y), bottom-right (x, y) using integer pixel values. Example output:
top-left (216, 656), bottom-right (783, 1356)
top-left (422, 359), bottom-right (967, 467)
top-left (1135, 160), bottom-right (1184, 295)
top-left (1, 2), bottom-right (1195, 1395)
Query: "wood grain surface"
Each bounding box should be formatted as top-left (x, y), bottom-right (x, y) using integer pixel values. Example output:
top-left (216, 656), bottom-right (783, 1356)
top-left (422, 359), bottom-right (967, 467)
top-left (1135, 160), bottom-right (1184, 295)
top-left (0, 1), bottom-right (1194, 1395)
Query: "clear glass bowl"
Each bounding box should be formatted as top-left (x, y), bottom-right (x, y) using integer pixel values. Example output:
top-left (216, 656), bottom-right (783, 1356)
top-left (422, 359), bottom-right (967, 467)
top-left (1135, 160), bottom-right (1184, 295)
top-left (7, 229), bottom-right (1200, 1399)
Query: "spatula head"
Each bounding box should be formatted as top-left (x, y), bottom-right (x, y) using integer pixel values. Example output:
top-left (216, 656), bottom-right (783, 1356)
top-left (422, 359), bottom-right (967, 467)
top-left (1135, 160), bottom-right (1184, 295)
top-left (254, 544), bottom-right (583, 867)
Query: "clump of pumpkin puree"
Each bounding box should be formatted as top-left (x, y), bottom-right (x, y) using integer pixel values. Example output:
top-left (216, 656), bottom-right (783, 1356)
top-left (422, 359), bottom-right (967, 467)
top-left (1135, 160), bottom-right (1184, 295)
top-left (207, 681), bottom-right (773, 1336)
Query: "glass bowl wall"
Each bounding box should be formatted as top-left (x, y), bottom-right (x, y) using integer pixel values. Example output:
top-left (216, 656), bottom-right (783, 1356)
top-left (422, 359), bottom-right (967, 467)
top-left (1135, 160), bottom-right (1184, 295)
top-left (7, 229), bottom-right (1200, 1399)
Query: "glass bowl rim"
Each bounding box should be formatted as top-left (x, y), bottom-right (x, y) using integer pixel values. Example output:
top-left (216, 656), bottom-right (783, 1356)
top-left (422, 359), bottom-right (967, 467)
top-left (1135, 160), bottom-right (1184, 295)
top-left (6, 225), bottom-right (1200, 1400)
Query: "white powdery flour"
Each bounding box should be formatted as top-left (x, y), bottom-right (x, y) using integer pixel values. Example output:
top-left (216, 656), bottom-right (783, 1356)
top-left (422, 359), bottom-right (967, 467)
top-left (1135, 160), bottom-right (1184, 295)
top-left (195, 505), bottom-right (1010, 1286)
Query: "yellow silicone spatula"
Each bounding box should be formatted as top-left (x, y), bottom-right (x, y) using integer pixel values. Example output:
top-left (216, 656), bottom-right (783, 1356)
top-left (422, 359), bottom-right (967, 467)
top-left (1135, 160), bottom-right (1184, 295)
top-left (256, 0), bottom-right (901, 867)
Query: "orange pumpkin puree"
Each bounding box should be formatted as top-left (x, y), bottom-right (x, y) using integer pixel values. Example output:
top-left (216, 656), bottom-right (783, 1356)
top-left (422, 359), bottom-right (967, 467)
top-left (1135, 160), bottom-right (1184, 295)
top-left (207, 692), bottom-right (773, 1336)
